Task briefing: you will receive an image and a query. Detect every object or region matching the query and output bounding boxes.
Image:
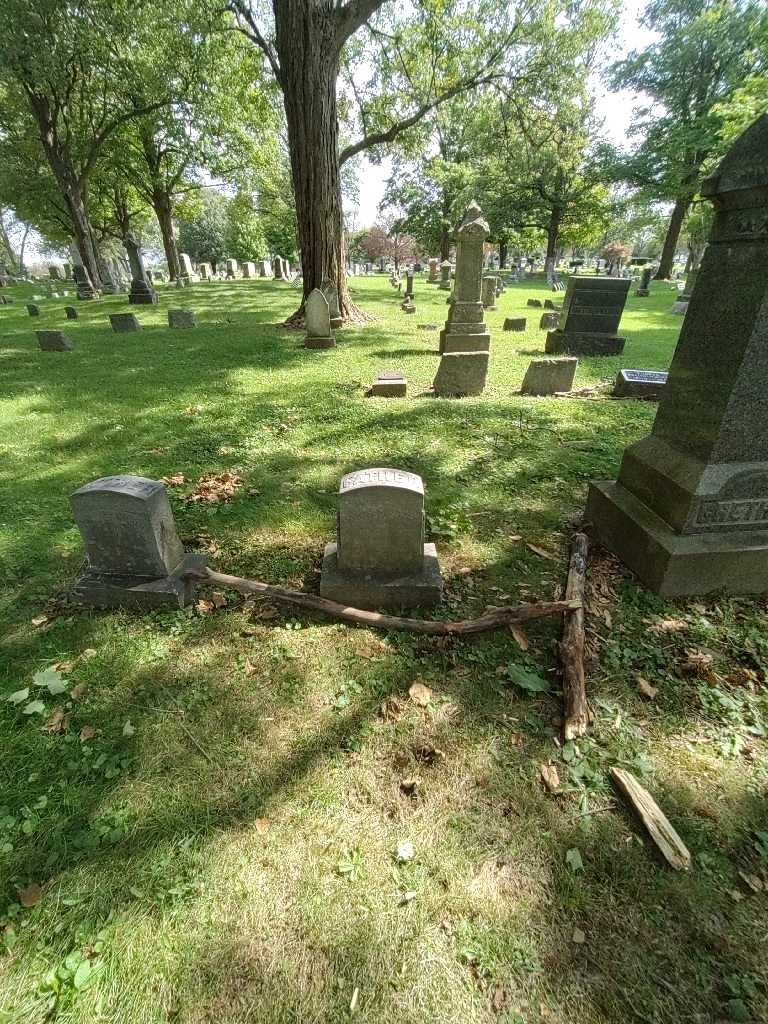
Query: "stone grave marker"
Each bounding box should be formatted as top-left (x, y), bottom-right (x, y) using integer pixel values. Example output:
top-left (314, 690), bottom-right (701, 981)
top-left (545, 277), bottom-right (631, 355)
top-left (198, 263), bottom-right (213, 280)
top-left (520, 357), bottom-right (577, 396)
top-left (26, 303), bottom-right (40, 317)
top-left (225, 258), bottom-right (238, 279)
top-left (433, 351), bottom-right (489, 396)
top-left (178, 253), bottom-right (195, 282)
top-left (588, 113), bottom-right (768, 595)
top-left (65, 306), bottom-right (79, 320)
top-left (242, 261), bottom-right (256, 278)
top-left (635, 266), bottom-right (654, 297)
top-left (370, 370), bottom-right (407, 397)
top-left (72, 263), bottom-right (97, 300)
top-left (504, 317), bottom-right (526, 331)
top-left (613, 369), bottom-right (668, 400)
top-left (320, 468), bottom-right (442, 609)
top-left (304, 288), bottom-right (336, 349)
top-left (258, 259), bottom-right (271, 277)
top-left (37, 330), bottom-right (73, 352)
top-left (527, 298), bottom-right (542, 308)
top-left (274, 257), bottom-right (284, 280)
top-left (540, 312), bottom-right (560, 330)
top-left (481, 276), bottom-right (497, 309)
top-left (125, 234), bottom-right (158, 304)
top-left (438, 260), bottom-right (452, 290)
top-left (428, 258), bottom-right (439, 283)
top-left (543, 299), bottom-right (559, 309)
top-left (321, 279), bottom-right (343, 330)
top-left (403, 271), bottom-right (415, 301)
top-left (110, 313), bottom-right (141, 333)
top-left (437, 202), bottom-right (490, 356)
top-left (168, 309), bottom-right (197, 329)
top-left (70, 475), bottom-right (206, 609)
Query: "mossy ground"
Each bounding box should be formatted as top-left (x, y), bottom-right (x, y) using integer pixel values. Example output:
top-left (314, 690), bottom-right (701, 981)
top-left (0, 274), bottom-right (766, 1023)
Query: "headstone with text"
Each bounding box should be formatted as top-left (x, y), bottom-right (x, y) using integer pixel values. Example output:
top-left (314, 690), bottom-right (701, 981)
top-left (545, 277), bottom-right (630, 354)
top-left (613, 369), bottom-right (668, 400)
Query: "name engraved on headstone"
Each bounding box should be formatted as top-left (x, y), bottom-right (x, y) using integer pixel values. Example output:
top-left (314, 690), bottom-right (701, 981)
top-left (622, 370), bottom-right (668, 383)
top-left (340, 468), bottom-right (422, 494)
top-left (695, 498), bottom-right (768, 528)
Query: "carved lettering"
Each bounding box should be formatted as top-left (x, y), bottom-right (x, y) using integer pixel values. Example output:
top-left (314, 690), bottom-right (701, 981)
top-left (695, 498), bottom-right (768, 527)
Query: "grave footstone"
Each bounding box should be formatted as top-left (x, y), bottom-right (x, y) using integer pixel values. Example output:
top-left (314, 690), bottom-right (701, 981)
top-left (65, 306), bottom-right (79, 320)
top-left (110, 313), bottom-right (141, 333)
top-left (527, 298), bottom-right (542, 308)
top-left (304, 288), bottom-right (336, 349)
top-left (70, 475), bottom-right (206, 609)
top-left (613, 369), bottom-right (668, 400)
top-left (370, 370), bottom-right (407, 397)
top-left (320, 468), bottom-right (442, 609)
top-left (504, 317), bottom-right (526, 331)
top-left (37, 330), bottom-right (73, 352)
top-left (543, 299), bottom-right (558, 310)
top-left (545, 277), bottom-right (630, 355)
top-left (168, 309), bottom-right (197, 329)
top-left (588, 113), bottom-right (768, 595)
top-left (520, 357), bottom-right (577, 396)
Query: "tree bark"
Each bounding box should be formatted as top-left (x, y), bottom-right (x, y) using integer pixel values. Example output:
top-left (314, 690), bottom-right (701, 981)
top-left (153, 191), bottom-right (180, 281)
top-left (273, 2), bottom-right (353, 319)
top-left (654, 195), bottom-right (689, 280)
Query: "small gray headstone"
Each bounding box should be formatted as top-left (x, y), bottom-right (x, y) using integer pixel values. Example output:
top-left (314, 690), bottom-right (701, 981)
top-left (27, 304), bottom-right (40, 316)
top-left (504, 317), bottom-right (526, 331)
top-left (37, 330), bottom-right (73, 352)
top-left (304, 288), bottom-right (335, 348)
top-left (65, 306), bottom-right (79, 320)
top-left (527, 298), bottom-right (542, 308)
top-left (168, 308), bottom-right (197, 329)
top-left (433, 351), bottom-right (489, 396)
top-left (109, 313), bottom-right (141, 333)
top-left (520, 357), bottom-right (577, 396)
top-left (613, 368), bottom-right (668, 400)
top-left (546, 276), bottom-right (630, 355)
top-left (540, 312), bottom-right (560, 330)
top-left (370, 370), bottom-right (407, 397)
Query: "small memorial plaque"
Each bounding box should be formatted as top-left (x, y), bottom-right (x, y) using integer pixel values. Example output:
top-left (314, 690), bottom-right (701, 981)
top-left (613, 368), bottom-right (668, 399)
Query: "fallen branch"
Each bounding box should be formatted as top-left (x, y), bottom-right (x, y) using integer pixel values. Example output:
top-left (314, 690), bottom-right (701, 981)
top-left (561, 531), bottom-right (591, 740)
top-left (610, 767), bottom-right (692, 871)
top-left (188, 566), bottom-right (580, 635)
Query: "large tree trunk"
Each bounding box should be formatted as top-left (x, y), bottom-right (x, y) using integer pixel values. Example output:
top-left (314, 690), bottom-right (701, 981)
top-left (274, 3), bottom-right (353, 320)
top-left (153, 191), bottom-right (180, 281)
top-left (655, 195), bottom-right (689, 280)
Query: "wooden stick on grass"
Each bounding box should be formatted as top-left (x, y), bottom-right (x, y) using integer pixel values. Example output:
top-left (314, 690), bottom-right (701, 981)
top-left (610, 767), bottom-right (692, 871)
top-left (561, 531), bottom-right (591, 740)
top-left (188, 566), bottom-right (580, 635)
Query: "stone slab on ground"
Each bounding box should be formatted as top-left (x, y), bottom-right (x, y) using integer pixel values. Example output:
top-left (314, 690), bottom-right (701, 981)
top-left (370, 370), bottom-right (407, 397)
top-left (520, 357), bottom-right (577, 396)
top-left (168, 308), bottom-right (198, 329)
top-left (320, 541), bottom-right (442, 610)
top-left (539, 312), bottom-right (560, 330)
top-left (110, 313), bottom-right (141, 333)
top-left (527, 298), bottom-right (542, 307)
top-left (503, 317), bottom-right (526, 331)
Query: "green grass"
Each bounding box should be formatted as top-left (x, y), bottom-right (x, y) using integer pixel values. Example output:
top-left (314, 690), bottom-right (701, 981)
top-left (0, 274), bottom-right (766, 1024)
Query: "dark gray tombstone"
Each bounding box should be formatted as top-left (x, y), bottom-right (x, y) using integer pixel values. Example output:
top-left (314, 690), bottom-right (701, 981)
top-left (72, 264), bottom-right (97, 300)
top-left (613, 369), bottom-right (668, 400)
top-left (70, 475), bottom-right (205, 609)
top-left (168, 309), bottom-right (198, 329)
top-left (125, 234), bottom-right (158, 305)
top-left (635, 266), bottom-right (654, 297)
top-left (26, 304), bottom-right (40, 317)
top-left (370, 370), bottom-right (407, 397)
top-left (545, 277), bottom-right (631, 355)
top-left (527, 298), bottom-right (542, 308)
top-left (520, 357), bottom-right (577, 396)
top-left (65, 306), bottom-right (79, 320)
top-left (37, 330), bottom-right (73, 352)
top-left (504, 317), bottom-right (526, 331)
top-left (110, 313), bottom-right (141, 333)
top-left (540, 312), bottom-right (560, 330)
top-left (588, 114), bottom-right (768, 595)
top-left (320, 468), bottom-right (442, 609)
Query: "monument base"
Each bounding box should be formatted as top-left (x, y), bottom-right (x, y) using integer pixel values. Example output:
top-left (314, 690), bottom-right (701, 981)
top-left (129, 283), bottom-right (158, 305)
top-left (545, 330), bottom-right (625, 355)
top-left (670, 300), bottom-right (688, 315)
top-left (587, 480), bottom-right (768, 596)
top-left (330, 316), bottom-right (343, 330)
top-left (305, 335), bottom-right (336, 349)
top-left (320, 543), bottom-right (442, 610)
top-left (71, 553), bottom-right (207, 610)
top-left (440, 331), bottom-right (490, 353)
top-left (433, 351), bottom-right (489, 396)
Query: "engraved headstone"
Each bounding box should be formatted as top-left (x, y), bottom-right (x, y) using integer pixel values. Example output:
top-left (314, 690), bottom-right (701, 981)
top-left (70, 475), bottom-right (205, 609)
top-left (428, 258), bottom-right (439, 283)
top-left (545, 277), bottom-right (630, 355)
top-left (320, 468), bottom-right (442, 608)
top-left (540, 312), bottom-right (560, 330)
top-left (225, 258), bottom-right (238, 279)
top-left (613, 369), bottom-right (668, 400)
top-left (125, 234), bottom-right (158, 304)
top-left (72, 263), bottom-right (97, 300)
top-left (588, 114), bottom-right (768, 595)
top-left (304, 288), bottom-right (336, 349)
top-left (168, 308), bottom-right (197, 329)
top-left (241, 261), bottom-right (256, 278)
top-left (520, 357), bottom-right (577, 396)
top-left (198, 262), bottom-right (213, 280)
top-left (635, 266), bottom-right (654, 297)
top-left (481, 276), bottom-right (497, 310)
top-left (178, 252), bottom-right (195, 282)
top-left (37, 330), bottom-right (73, 351)
top-left (437, 201), bottom-right (490, 355)
top-left (433, 351), bottom-right (489, 397)
top-left (321, 278), bottom-right (342, 330)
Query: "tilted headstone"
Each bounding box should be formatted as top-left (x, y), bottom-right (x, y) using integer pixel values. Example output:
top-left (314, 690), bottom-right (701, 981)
top-left (26, 304), bottom-right (40, 317)
top-left (545, 277), bottom-right (631, 355)
top-left (481, 276), bottom-right (497, 310)
top-left (65, 306), bottom-right (79, 320)
top-left (588, 114), bottom-right (768, 595)
top-left (178, 253), bottom-right (195, 281)
top-left (520, 357), bottom-right (577, 396)
top-left (304, 288), bottom-right (336, 349)
top-left (110, 313), bottom-right (141, 333)
top-left (70, 475), bottom-right (206, 609)
top-left (370, 369), bottom-right (407, 397)
top-left (320, 468), bottom-right (442, 609)
top-left (37, 330), bottom-right (73, 352)
top-left (438, 260), bottom-right (452, 290)
top-left (613, 368), bottom-right (668, 400)
top-left (125, 235), bottom-right (158, 305)
top-left (504, 317), bottom-right (526, 331)
top-left (168, 309), bottom-right (197, 329)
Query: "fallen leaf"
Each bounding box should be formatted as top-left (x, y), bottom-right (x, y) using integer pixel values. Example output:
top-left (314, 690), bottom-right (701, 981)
top-left (509, 624), bottom-right (529, 651)
top-left (400, 890), bottom-right (417, 904)
top-left (395, 840), bottom-right (415, 863)
top-left (44, 708), bottom-right (70, 734)
top-left (492, 986), bottom-right (507, 1014)
top-left (572, 927), bottom-right (586, 944)
top-left (526, 542), bottom-right (557, 561)
top-left (540, 763), bottom-right (560, 794)
top-left (245, 659), bottom-right (258, 676)
top-left (648, 617), bottom-right (687, 635)
top-left (81, 649), bottom-right (97, 659)
top-left (379, 695), bottom-right (405, 721)
top-left (637, 677), bottom-right (658, 700)
top-left (70, 683), bottom-right (87, 701)
top-left (566, 847), bottom-right (584, 873)
top-left (739, 871), bottom-right (764, 893)
top-left (53, 660), bottom-right (74, 673)
top-left (8, 688), bottom-right (29, 705)
top-left (186, 470), bottom-right (243, 504)
top-left (399, 777), bottom-right (420, 797)
top-left (31, 615), bottom-right (49, 628)
top-left (182, 404), bottom-right (204, 416)
top-left (679, 648), bottom-right (716, 680)
top-left (196, 599), bottom-right (214, 615)
top-left (33, 667), bottom-right (67, 695)
top-left (18, 884), bottom-right (42, 908)
top-left (122, 720), bottom-right (136, 737)
top-left (508, 534), bottom-right (522, 542)
top-left (23, 700), bottom-right (45, 716)
top-left (255, 818), bottom-right (269, 835)
top-left (161, 473), bottom-right (186, 486)
top-left (506, 664), bottom-right (550, 693)
top-left (79, 725), bottom-right (96, 742)
top-left (409, 681), bottom-right (433, 706)
top-left (211, 592), bottom-right (228, 609)
top-left (413, 743), bottom-right (445, 765)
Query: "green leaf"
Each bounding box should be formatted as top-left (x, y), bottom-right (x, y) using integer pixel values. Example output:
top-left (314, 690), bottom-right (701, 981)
top-left (726, 998), bottom-right (749, 1022)
top-left (33, 667), bottom-right (67, 694)
top-left (8, 688), bottom-right (29, 705)
top-left (506, 664), bottom-right (550, 693)
top-left (566, 847), bottom-right (584, 873)
top-left (73, 958), bottom-right (92, 990)
top-left (122, 720), bottom-right (136, 737)
top-left (23, 700), bottom-right (46, 716)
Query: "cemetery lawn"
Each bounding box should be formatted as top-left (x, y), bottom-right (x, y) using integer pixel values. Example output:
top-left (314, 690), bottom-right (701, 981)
top-left (2, 275), bottom-right (768, 1024)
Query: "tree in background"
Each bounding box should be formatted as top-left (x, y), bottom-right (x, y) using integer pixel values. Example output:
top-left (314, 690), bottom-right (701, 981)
top-left (177, 192), bottom-right (229, 267)
top-left (225, 191), bottom-right (268, 262)
top-left (602, 239), bottom-right (633, 275)
top-left (359, 221), bottom-right (419, 271)
top-left (609, 0), bottom-right (768, 279)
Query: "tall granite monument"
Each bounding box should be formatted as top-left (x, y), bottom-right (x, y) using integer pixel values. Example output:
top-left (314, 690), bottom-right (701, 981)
top-left (587, 114), bottom-right (768, 595)
top-left (545, 277), bottom-right (631, 355)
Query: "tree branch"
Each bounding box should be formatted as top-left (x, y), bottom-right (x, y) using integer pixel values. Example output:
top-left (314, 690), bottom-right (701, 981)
top-left (228, 0), bottom-right (282, 85)
top-left (335, 0), bottom-right (389, 48)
